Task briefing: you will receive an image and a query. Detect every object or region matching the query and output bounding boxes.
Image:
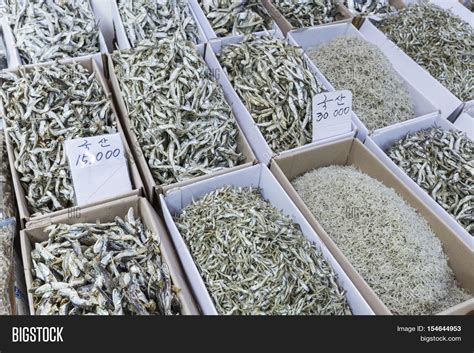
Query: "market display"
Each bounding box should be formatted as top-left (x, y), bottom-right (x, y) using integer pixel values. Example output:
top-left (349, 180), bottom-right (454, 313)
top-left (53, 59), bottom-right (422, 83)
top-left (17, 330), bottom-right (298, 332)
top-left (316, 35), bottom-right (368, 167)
top-left (218, 35), bottom-right (324, 153)
top-left (307, 36), bottom-right (415, 131)
top-left (117, 0), bottom-right (199, 47)
top-left (112, 39), bottom-right (242, 186)
top-left (375, 3), bottom-right (474, 101)
top-left (387, 128), bottom-right (474, 236)
top-left (174, 186), bottom-right (351, 315)
top-left (292, 166), bottom-right (471, 315)
top-left (272, 0), bottom-right (339, 27)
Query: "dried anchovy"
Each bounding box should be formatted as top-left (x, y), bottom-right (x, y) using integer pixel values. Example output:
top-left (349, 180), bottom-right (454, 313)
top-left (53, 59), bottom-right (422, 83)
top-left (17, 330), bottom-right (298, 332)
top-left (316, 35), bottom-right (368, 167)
top-left (0, 126), bottom-right (15, 220)
top-left (6, 0), bottom-right (100, 64)
top-left (292, 165), bottom-right (472, 315)
top-left (344, 0), bottom-right (394, 15)
top-left (198, 0), bottom-right (272, 37)
top-left (218, 35), bottom-right (323, 153)
top-left (0, 62), bottom-right (117, 216)
top-left (375, 3), bottom-right (474, 101)
top-left (112, 39), bottom-right (242, 186)
top-left (0, 221), bottom-right (15, 315)
top-left (174, 186), bottom-right (351, 315)
top-left (273, 0), bottom-right (339, 28)
top-left (307, 36), bottom-right (415, 131)
top-left (30, 208), bottom-right (181, 315)
top-left (117, 0), bottom-right (199, 47)
top-left (387, 128), bottom-right (474, 236)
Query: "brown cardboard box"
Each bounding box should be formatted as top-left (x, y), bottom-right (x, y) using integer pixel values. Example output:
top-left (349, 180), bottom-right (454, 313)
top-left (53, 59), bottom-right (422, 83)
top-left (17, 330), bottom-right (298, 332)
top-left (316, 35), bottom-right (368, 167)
top-left (20, 195), bottom-right (200, 315)
top-left (270, 137), bottom-right (474, 315)
top-left (0, 57), bottom-right (144, 229)
top-left (262, 0), bottom-right (353, 36)
top-left (105, 49), bottom-right (257, 204)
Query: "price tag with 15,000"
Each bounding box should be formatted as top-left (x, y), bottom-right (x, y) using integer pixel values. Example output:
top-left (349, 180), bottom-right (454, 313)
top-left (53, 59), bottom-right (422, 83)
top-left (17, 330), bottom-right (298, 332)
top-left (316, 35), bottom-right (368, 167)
top-left (312, 90), bottom-right (352, 141)
top-left (65, 133), bottom-right (132, 206)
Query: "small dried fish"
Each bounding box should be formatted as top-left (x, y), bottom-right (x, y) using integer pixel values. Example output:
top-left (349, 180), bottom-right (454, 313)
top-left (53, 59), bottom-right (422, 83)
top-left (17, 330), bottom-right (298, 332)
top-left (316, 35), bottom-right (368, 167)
top-left (6, 0), bottom-right (100, 64)
top-left (218, 34), bottom-right (324, 153)
top-left (344, 0), bottom-right (394, 15)
top-left (174, 186), bottom-right (351, 315)
top-left (0, 62), bottom-right (117, 216)
top-left (273, 0), bottom-right (339, 28)
top-left (0, 219), bottom-right (15, 315)
top-left (292, 165), bottom-right (472, 315)
top-left (375, 3), bottom-right (474, 101)
top-left (387, 128), bottom-right (474, 236)
top-left (198, 0), bottom-right (272, 37)
top-left (30, 208), bottom-right (181, 315)
top-left (112, 39), bottom-right (242, 186)
top-left (117, 0), bottom-right (199, 47)
top-left (306, 36), bottom-right (415, 131)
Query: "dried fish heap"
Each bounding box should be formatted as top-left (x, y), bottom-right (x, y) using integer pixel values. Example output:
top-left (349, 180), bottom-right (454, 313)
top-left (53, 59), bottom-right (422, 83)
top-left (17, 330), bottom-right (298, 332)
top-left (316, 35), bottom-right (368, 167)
top-left (218, 35), bottom-right (323, 153)
top-left (6, 0), bottom-right (100, 64)
top-left (198, 0), bottom-right (272, 37)
top-left (0, 62), bottom-right (117, 216)
top-left (387, 128), bottom-right (474, 236)
top-left (174, 186), bottom-right (351, 315)
top-left (344, 0), bottom-right (395, 15)
top-left (117, 0), bottom-right (199, 47)
top-left (272, 0), bottom-right (339, 28)
top-left (30, 208), bottom-right (181, 315)
top-left (112, 39), bottom-right (242, 186)
top-left (0, 126), bottom-right (15, 220)
top-left (375, 3), bottom-right (474, 101)
top-left (292, 166), bottom-right (472, 315)
top-left (307, 36), bottom-right (415, 131)
top-left (0, 220), bottom-right (15, 315)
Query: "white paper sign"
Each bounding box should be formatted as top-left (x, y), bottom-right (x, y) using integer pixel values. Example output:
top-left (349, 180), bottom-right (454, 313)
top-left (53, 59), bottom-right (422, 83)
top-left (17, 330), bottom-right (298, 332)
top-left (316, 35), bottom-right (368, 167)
top-left (312, 90), bottom-right (353, 141)
top-left (65, 133), bottom-right (132, 206)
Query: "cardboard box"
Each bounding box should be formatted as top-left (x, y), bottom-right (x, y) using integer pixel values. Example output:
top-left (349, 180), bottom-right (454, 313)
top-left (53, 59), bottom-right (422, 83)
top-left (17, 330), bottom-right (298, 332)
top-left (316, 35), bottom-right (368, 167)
top-left (262, 0), bottom-right (353, 36)
top-left (287, 22), bottom-right (439, 142)
top-left (106, 44), bottom-right (257, 203)
top-left (207, 30), bottom-right (357, 165)
top-left (20, 195), bottom-right (199, 315)
top-left (0, 57), bottom-right (144, 228)
top-left (160, 163), bottom-right (374, 315)
top-left (366, 114), bottom-right (474, 249)
top-left (270, 137), bottom-right (474, 315)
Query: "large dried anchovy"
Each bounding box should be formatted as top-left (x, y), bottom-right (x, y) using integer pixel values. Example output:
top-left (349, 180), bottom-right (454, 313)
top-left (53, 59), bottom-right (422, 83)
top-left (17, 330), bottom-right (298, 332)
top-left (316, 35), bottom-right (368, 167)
top-left (387, 128), bottom-right (474, 236)
top-left (30, 208), bottom-right (181, 315)
top-left (375, 3), bottom-right (474, 101)
top-left (307, 36), bottom-right (415, 131)
top-left (6, 0), bottom-right (100, 64)
top-left (218, 35), bottom-right (323, 153)
top-left (112, 39), bottom-right (242, 186)
top-left (292, 165), bottom-right (472, 315)
top-left (0, 221), bottom-right (15, 315)
top-left (0, 63), bottom-right (117, 216)
top-left (273, 0), bottom-right (339, 28)
top-left (198, 0), bottom-right (272, 37)
top-left (117, 0), bottom-right (199, 47)
top-left (174, 186), bottom-right (351, 315)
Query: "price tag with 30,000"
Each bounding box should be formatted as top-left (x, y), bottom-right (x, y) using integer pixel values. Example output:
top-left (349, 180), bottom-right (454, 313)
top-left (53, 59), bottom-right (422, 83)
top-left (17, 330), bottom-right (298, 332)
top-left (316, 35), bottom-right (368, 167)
top-left (312, 90), bottom-right (352, 142)
top-left (65, 133), bottom-right (132, 206)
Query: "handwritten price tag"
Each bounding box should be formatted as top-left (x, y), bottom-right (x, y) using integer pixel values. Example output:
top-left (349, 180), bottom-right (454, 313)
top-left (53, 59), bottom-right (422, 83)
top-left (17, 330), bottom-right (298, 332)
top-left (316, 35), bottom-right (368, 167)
top-left (312, 90), bottom-right (352, 141)
top-left (65, 133), bottom-right (132, 206)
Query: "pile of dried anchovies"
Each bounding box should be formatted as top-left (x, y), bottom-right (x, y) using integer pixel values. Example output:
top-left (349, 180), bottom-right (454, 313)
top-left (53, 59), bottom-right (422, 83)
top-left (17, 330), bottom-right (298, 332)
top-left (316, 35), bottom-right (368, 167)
top-left (344, 0), bottom-right (395, 15)
top-left (198, 0), bottom-right (272, 37)
top-left (30, 208), bottom-right (181, 315)
top-left (6, 0), bottom-right (100, 64)
top-left (0, 220), bottom-right (15, 315)
top-left (272, 0), bottom-right (339, 28)
top-left (307, 36), bottom-right (415, 131)
top-left (218, 35), bottom-right (323, 153)
top-left (0, 62), bottom-right (116, 216)
top-left (118, 0), bottom-right (199, 47)
top-left (174, 186), bottom-right (351, 315)
top-left (387, 128), bottom-right (474, 236)
top-left (112, 39), bottom-right (242, 186)
top-left (0, 127), bottom-right (15, 220)
top-left (292, 166), bottom-right (472, 315)
top-left (375, 3), bottom-right (474, 101)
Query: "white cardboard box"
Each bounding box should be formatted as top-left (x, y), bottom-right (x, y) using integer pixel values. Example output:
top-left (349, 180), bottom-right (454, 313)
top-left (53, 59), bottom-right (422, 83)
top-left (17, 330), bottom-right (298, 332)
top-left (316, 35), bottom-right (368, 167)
top-left (365, 114), bottom-right (474, 249)
top-left (287, 23), bottom-right (439, 142)
top-left (160, 163), bottom-right (374, 315)
top-left (207, 30), bottom-right (357, 165)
